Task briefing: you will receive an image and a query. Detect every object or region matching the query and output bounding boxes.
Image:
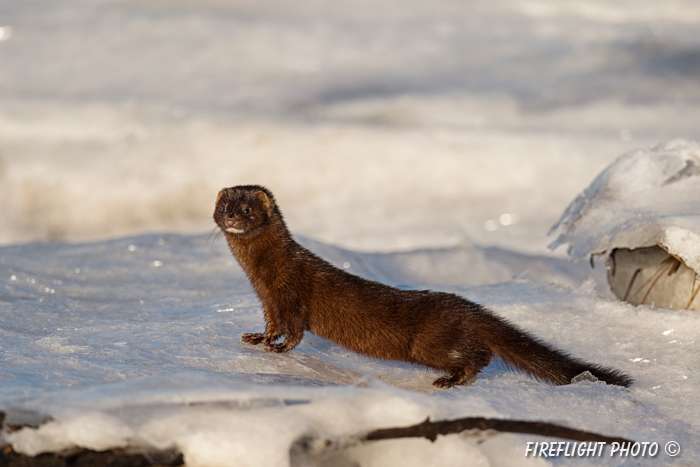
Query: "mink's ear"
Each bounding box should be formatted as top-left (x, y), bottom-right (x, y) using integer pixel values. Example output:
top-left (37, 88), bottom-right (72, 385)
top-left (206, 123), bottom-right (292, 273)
top-left (215, 189), bottom-right (225, 207)
top-left (254, 190), bottom-right (273, 213)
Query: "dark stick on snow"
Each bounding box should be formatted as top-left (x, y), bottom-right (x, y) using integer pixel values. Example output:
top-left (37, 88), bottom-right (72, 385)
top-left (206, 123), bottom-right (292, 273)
top-left (2, 412), bottom-right (633, 466)
top-left (363, 416), bottom-right (633, 444)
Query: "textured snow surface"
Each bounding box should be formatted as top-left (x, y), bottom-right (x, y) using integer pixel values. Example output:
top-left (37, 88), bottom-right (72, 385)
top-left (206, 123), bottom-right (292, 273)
top-left (549, 139), bottom-right (700, 271)
top-left (1, 235), bottom-right (699, 466)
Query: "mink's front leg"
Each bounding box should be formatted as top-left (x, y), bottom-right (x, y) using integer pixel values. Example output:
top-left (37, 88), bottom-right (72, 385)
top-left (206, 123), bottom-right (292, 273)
top-left (242, 323), bottom-right (282, 346)
top-left (265, 329), bottom-right (303, 353)
top-left (262, 297), bottom-right (305, 352)
top-left (242, 303), bottom-right (284, 345)
top-left (241, 331), bottom-right (282, 345)
top-left (241, 332), bottom-right (266, 345)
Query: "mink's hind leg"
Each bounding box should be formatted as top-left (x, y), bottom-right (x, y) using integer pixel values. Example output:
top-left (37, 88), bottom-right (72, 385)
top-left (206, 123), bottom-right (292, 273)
top-left (433, 368), bottom-right (475, 389)
top-left (432, 349), bottom-right (492, 389)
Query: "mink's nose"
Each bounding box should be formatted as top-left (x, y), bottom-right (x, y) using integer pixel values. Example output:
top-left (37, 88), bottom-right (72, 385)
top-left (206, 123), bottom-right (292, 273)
top-left (225, 218), bottom-right (236, 228)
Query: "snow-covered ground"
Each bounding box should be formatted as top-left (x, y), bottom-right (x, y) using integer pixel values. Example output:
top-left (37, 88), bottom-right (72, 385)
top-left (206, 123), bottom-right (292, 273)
top-left (3, 234), bottom-right (699, 466)
top-left (1, 0), bottom-right (699, 465)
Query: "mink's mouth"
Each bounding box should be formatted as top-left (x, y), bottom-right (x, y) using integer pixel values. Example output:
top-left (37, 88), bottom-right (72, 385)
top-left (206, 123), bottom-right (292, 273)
top-left (226, 227), bottom-right (245, 234)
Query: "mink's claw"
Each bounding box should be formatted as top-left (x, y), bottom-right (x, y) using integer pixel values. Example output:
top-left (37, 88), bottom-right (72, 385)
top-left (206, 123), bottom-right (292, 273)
top-left (241, 333), bottom-right (266, 345)
top-left (265, 343), bottom-right (289, 353)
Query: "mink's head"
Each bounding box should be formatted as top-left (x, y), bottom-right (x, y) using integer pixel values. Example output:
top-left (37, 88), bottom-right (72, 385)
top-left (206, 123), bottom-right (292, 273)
top-left (213, 185), bottom-right (279, 238)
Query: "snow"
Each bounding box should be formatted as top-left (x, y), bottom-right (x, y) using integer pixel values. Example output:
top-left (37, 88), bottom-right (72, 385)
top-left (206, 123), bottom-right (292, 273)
top-left (2, 235), bottom-right (699, 465)
top-left (1, 0), bottom-right (700, 465)
top-left (660, 226), bottom-right (700, 274)
top-left (3, 0), bottom-right (700, 252)
top-left (549, 140), bottom-right (700, 269)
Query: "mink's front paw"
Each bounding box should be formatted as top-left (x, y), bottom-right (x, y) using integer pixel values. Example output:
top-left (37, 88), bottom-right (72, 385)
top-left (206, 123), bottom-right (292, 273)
top-left (262, 333), bottom-right (282, 345)
top-left (241, 333), bottom-right (266, 345)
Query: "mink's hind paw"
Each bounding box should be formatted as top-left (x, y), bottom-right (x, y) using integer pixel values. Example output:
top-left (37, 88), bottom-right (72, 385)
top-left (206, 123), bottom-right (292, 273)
top-left (433, 369), bottom-right (473, 389)
top-left (432, 376), bottom-right (458, 389)
top-left (241, 333), bottom-right (266, 345)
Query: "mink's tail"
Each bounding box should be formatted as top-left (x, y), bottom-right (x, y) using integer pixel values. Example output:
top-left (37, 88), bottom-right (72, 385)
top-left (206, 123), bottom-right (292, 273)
top-left (482, 310), bottom-right (633, 387)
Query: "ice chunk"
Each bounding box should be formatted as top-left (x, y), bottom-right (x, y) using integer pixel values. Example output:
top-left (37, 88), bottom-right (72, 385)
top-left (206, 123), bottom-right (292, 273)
top-left (549, 139), bottom-right (700, 263)
top-left (549, 139), bottom-right (700, 310)
top-left (571, 371), bottom-right (599, 384)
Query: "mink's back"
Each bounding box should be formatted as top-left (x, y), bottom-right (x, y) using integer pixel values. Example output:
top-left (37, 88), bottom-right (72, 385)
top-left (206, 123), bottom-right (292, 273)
top-left (286, 244), bottom-right (479, 362)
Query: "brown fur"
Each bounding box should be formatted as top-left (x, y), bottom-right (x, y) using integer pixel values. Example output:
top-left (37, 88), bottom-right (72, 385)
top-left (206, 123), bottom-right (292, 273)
top-left (214, 185), bottom-right (633, 389)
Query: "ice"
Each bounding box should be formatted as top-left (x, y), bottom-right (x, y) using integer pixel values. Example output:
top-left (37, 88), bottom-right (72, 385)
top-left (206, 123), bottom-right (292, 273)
top-left (0, 234), bottom-right (605, 399)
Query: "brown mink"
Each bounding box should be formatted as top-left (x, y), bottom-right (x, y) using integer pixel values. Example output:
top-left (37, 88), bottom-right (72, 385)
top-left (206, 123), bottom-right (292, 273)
top-left (213, 185), bottom-right (633, 389)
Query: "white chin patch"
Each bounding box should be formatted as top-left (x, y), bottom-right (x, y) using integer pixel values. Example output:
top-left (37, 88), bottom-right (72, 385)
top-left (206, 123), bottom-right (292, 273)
top-left (226, 227), bottom-right (245, 234)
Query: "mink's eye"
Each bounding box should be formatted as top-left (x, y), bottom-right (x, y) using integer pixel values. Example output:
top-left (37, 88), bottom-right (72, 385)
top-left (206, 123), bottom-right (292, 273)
top-left (243, 208), bottom-right (251, 215)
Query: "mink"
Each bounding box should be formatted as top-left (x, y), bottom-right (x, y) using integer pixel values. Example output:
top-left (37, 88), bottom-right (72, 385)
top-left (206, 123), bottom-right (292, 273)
top-left (213, 185), bottom-right (633, 389)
